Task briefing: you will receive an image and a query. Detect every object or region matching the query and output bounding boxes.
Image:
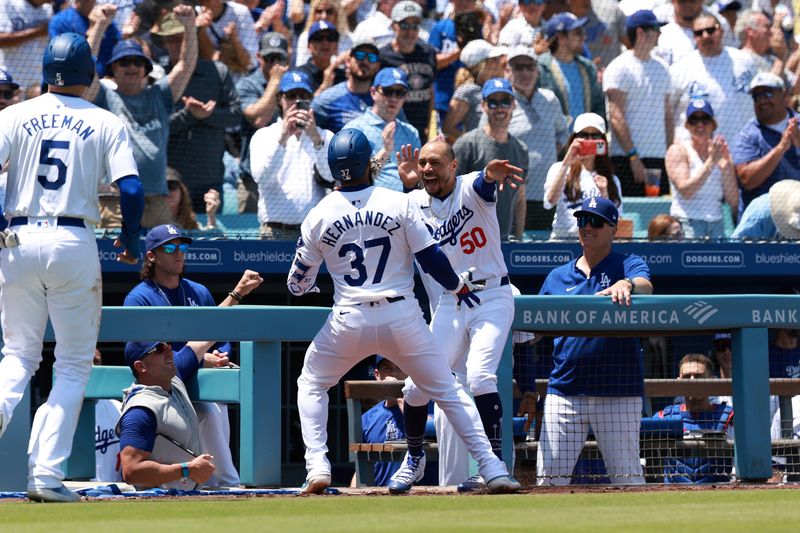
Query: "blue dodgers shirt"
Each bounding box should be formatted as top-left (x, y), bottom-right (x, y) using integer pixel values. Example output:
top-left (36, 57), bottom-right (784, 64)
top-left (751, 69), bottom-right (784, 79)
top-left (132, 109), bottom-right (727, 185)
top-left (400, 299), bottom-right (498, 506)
top-left (428, 18), bottom-right (461, 113)
top-left (539, 251), bottom-right (650, 397)
top-left (312, 81), bottom-right (373, 134)
top-left (362, 402), bottom-right (405, 486)
top-left (769, 345), bottom-right (800, 378)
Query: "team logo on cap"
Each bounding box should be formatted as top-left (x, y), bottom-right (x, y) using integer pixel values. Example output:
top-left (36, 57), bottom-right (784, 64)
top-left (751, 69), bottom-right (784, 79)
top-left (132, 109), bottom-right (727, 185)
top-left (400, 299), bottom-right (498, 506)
top-left (693, 99), bottom-right (706, 107)
top-left (293, 73), bottom-right (302, 82)
top-left (167, 225), bottom-right (179, 235)
top-left (588, 198), bottom-right (597, 208)
top-left (269, 36), bottom-right (281, 47)
top-left (393, 69), bottom-right (402, 79)
top-left (494, 80), bottom-right (503, 87)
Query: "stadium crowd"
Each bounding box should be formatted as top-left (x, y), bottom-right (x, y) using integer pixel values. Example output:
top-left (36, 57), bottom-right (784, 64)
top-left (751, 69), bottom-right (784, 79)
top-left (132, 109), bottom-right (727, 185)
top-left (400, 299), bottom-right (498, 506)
top-left (1, 0), bottom-right (799, 240)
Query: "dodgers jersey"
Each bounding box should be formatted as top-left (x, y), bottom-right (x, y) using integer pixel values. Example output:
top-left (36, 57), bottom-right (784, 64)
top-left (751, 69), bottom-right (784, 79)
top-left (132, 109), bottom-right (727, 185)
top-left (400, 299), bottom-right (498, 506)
top-left (410, 171), bottom-right (507, 303)
top-left (292, 185), bottom-right (436, 305)
top-left (540, 251), bottom-right (650, 397)
top-left (0, 93), bottom-right (138, 225)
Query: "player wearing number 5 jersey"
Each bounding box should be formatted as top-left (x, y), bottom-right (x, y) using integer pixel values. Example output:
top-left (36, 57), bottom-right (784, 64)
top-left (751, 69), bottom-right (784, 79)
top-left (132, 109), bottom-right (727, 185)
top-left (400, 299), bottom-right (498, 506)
top-left (288, 128), bottom-right (520, 495)
top-left (0, 33), bottom-right (143, 503)
top-left (398, 140), bottom-right (523, 491)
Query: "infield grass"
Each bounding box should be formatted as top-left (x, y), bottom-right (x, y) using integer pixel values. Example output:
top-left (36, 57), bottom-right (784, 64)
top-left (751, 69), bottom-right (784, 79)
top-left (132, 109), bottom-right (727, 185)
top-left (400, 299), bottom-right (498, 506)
top-left (2, 490), bottom-right (800, 532)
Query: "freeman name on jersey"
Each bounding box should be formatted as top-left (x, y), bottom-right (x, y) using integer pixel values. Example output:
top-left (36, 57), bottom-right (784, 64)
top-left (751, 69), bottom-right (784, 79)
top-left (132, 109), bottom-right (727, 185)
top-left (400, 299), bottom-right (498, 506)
top-left (320, 210), bottom-right (401, 247)
top-left (21, 113), bottom-right (95, 140)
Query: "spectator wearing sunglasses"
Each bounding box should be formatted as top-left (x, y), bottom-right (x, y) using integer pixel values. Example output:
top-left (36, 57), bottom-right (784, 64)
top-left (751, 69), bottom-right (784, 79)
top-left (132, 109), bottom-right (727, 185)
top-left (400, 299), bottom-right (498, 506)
top-left (313, 37), bottom-right (382, 133)
top-left (603, 10), bottom-right (671, 198)
top-left (537, 12), bottom-right (605, 126)
top-left (536, 195), bottom-right (652, 486)
top-left (665, 99), bottom-right (738, 239)
top-left (667, 13), bottom-right (758, 150)
top-left (86, 5), bottom-right (198, 229)
top-left (498, 0), bottom-right (546, 48)
top-left (379, 1), bottom-right (437, 140)
top-left (123, 224), bottom-right (264, 488)
top-left (544, 112), bottom-right (624, 240)
top-left (236, 32), bottom-right (290, 214)
top-left (297, 20), bottom-right (347, 93)
top-left (343, 67), bottom-right (422, 191)
top-left (454, 78), bottom-right (528, 241)
top-left (732, 72), bottom-right (800, 215)
top-left (294, 0), bottom-right (352, 69)
top-left (655, 0), bottom-right (737, 67)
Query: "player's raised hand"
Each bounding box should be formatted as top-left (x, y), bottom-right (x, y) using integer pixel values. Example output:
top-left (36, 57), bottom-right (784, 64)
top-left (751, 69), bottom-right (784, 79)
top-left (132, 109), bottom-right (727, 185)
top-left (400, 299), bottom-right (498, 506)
top-left (235, 269), bottom-right (264, 297)
top-left (188, 454), bottom-right (216, 483)
top-left (114, 225), bottom-right (141, 265)
top-left (396, 144), bottom-right (421, 188)
top-left (484, 159), bottom-right (524, 191)
top-left (173, 3), bottom-right (196, 29)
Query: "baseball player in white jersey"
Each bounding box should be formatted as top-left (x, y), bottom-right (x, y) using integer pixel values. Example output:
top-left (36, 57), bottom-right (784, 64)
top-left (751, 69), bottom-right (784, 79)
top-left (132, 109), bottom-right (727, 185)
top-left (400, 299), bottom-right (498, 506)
top-left (0, 33), bottom-right (143, 503)
top-left (397, 140), bottom-right (522, 491)
top-left (288, 128), bottom-right (520, 495)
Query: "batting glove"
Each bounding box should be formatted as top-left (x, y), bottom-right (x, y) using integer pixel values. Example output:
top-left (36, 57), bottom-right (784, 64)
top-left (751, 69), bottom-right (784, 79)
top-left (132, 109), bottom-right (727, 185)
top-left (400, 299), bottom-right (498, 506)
top-left (119, 224), bottom-right (142, 260)
top-left (452, 267), bottom-right (485, 309)
top-left (0, 229), bottom-right (20, 249)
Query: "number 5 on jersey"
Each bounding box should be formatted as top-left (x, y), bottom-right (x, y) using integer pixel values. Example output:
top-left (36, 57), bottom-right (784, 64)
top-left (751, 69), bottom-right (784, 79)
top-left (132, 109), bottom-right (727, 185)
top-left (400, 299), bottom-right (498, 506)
top-left (38, 140), bottom-right (70, 190)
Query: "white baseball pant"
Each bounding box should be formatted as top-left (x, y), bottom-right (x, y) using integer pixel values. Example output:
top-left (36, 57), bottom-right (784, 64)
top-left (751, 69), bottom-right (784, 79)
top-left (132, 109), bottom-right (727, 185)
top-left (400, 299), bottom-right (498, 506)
top-left (296, 298), bottom-right (508, 482)
top-left (0, 223), bottom-right (101, 490)
top-left (537, 394), bottom-right (645, 486)
top-left (195, 402), bottom-right (240, 487)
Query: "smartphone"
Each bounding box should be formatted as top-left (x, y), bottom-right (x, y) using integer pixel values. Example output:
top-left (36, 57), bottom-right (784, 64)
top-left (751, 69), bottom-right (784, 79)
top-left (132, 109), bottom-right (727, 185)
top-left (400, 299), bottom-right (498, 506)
top-left (577, 139), bottom-right (607, 157)
top-left (296, 100), bottom-right (310, 111)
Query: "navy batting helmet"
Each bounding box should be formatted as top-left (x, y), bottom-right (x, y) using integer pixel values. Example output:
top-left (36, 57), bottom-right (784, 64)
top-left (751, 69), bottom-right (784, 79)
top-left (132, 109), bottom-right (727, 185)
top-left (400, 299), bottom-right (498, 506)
top-left (42, 33), bottom-right (95, 87)
top-left (328, 128), bottom-right (372, 182)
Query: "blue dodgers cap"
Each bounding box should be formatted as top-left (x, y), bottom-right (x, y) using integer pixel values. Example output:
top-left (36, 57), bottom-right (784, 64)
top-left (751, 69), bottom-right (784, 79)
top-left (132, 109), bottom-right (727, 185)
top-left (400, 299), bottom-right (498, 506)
top-left (309, 20), bottom-right (339, 40)
top-left (375, 355), bottom-right (385, 366)
top-left (145, 224), bottom-right (193, 252)
top-left (713, 333), bottom-right (732, 342)
top-left (686, 98), bottom-right (715, 119)
top-left (0, 67), bottom-right (19, 89)
top-left (107, 39), bottom-right (153, 73)
top-left (373, 67), bottom-right (410, 90)
top-left (573, 196), bottom-right (619, 226)
top-left (625, 10), bottom-right (667, 31)
top-left (544, 12), bottom-right (588, 39)
top-left (125, 341), bottom-right (163, 368)
top-left (481, 77), bottom-right (513, 99)
top-left (279, 70), bottom-right (314, 94)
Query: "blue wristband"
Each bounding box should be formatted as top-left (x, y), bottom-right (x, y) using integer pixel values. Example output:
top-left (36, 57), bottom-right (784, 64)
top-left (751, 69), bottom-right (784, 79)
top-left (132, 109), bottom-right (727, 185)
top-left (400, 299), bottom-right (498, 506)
top-left (181, 462), bottom-right (190, 479)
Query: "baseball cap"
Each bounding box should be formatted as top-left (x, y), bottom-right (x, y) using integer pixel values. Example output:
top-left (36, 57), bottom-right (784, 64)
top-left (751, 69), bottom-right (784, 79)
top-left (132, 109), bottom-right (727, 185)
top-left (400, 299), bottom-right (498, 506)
top-left (460, 40), bottom-right (505, 68)
top-left (152, 13), bottom-right (184, 37)
top-left (769, 180), bottom-right (800, 240)
top-left (309, 20), bottom-right (339, 40)
top-left (259, 32), bottom-right (289, 59)
top-left (375, 354), bottom-right (386, 366)
top-left (748, 71), bottom-right (785, 93)
top-left (0, 67), bottom-right (20, 89)
top-left (125, 341), bottom-right (169, 369)
top-left (107, 39), bottom-right (153, 73)
top-left (572, 112), bottom-right (607, 134)
top-left (625, 10), bottom-right (667, 31)
top-left (544, 12), bottom-right (588, 39)
top-left (686, 99), bottom-right (715, 119)
top-left (391, 0), bottom-right (423, 22)
top-left (507, 46), bottom-right (538, 63)
top-left (279, 70), bottom-right (314, 94)
top-left (350, 33), bottom-right (380, 53)
top-left (145, 224), bottom-right (193, 252)
top-left (573, 196), bottom-right (619, 226)
top-left (712, 333), bottom-right (732, 343)
top-left (481, 77), bottom-right (513, 99)
top-left (373, 67), bottom-right (410, 90)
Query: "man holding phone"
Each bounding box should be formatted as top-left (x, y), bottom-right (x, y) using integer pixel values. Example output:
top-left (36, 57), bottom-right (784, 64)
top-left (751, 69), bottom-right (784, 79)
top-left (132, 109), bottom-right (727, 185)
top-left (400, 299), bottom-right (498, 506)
top-left (250, 70), bottom-right (335, 240)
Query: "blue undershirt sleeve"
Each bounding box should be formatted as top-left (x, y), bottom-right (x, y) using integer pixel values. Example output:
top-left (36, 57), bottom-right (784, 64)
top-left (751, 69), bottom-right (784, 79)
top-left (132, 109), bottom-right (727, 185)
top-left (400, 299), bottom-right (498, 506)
top-left (414, 243), bottom-right (460, 291)
top-left (117, 175), bottom-right (144, 231)
top-left (472, 170), bottom-right (497, 203)
top-left (175, 345), bottom-right (202, 382)
top-left (118, 407), bottom-right (158, 453)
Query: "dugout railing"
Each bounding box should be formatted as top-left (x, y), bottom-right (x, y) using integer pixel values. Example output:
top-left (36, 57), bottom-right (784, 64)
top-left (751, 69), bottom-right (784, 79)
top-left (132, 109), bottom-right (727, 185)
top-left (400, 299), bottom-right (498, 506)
top-left (0, 295), bottom-right (797, 489)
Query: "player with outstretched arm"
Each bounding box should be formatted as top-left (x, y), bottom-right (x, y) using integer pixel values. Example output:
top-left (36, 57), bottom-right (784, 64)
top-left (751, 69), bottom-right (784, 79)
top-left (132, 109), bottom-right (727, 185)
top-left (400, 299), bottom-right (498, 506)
top-left (288, 128), bottom-right (520, 495)
top-left (0, 33), bottom-right (143, 502)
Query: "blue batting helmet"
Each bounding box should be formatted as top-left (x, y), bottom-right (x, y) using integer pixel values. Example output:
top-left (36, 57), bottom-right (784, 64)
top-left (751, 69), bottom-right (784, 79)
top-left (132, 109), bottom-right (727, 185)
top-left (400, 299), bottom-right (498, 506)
top-left (42, 32), bottom-right (95, 87)
top-left (328, 128), bottom-right (372, 182)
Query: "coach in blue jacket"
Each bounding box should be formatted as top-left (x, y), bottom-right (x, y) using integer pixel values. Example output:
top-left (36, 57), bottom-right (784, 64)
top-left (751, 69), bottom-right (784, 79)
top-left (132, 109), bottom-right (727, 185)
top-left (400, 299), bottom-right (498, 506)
top-left (536, 196), bottom-right (653, 486)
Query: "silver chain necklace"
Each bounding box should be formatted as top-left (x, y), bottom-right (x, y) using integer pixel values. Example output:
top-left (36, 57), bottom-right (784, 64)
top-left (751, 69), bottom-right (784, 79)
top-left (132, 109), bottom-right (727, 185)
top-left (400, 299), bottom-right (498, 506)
top-left (152, 279), bottom-right (186, 307)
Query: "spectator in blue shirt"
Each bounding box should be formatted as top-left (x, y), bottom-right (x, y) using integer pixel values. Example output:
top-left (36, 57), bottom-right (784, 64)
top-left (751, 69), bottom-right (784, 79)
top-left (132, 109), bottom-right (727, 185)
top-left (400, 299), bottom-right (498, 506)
top-left (536, 196), bottom-right (652, 486)
top-left (342, 67), bottom-right (422, 191)
top-left (313, 37), bottom-right (382, 133)
top-left (731, 179), bottom-right (800, 240)
top-left (49, 0), bottom-right (121, 78)
top-left (732, 72), bottom-right (800, 216)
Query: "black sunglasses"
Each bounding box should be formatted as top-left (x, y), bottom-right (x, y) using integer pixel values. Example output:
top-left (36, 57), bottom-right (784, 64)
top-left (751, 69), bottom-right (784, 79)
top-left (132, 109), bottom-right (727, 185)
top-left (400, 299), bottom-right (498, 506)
top-left (510, 62), bottom-right (536, 72)
top-left (0, 89), bottom-right (15, 99)
top-left (751, 90), bottom-right (776, 102)
top-left (284, 90), bottom-right (312, 101)
top-left (575, 132), bottom-right (605, 139)
top-left (310, 32), bottom-right (339, 42)
top-left (576, 213), bottom-right (608, 229)
top-left (116, 56), bottom-right (147, 68)
top-left (687, 114), bottom-right (713, 125)
top-left (693, 25), bottom-right (719, 37)
top-left (379, 86), bottom-right (407, 98)
top-left (167, 180), bottom-right (181, 191)
top-left (352, 50), bottom-right (379, 63)
top-left (263, 54), bottom-right (287, 64)
top-left (398, 21), bottom-right (421, 31)
top-left (145, 342), bottom-right (171, 356)
top-left (314, 7), bottom-right (336, 15)
top-left (486, 97), bottom-right (513, 109)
